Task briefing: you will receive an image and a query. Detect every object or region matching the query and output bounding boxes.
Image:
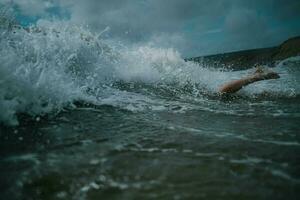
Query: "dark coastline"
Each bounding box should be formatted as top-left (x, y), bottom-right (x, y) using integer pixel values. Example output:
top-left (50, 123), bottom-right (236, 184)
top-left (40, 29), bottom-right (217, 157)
top-left (186, 36), bottom-right (300, 70)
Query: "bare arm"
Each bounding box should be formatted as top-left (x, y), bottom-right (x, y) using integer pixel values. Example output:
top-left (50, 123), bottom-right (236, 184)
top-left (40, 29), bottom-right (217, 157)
top-left (218, 71), bottom-right (280, 94)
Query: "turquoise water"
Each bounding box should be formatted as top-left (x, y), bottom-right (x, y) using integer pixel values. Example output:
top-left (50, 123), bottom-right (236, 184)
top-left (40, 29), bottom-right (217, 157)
top-left (0, 20), bottom-right (300, 199)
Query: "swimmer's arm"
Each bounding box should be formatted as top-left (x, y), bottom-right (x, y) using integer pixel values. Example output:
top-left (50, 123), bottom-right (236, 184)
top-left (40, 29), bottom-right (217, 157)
top-left (218, 71), bottom-right (280, 94)
top-left (218, 76), bottom-right (260, 94)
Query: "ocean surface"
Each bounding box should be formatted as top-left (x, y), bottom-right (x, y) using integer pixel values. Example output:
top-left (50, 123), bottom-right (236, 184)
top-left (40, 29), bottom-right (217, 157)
top-left (0, 20), bottom-right (300, 200)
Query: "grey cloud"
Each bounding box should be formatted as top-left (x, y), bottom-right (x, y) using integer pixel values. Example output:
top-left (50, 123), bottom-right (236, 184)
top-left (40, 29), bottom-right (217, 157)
top-left (223, 8), bottom-right (271, 50)
top-left (2, 0), bottom-right (300, 56)
top-left (64, 0), bottom-right (229, 45)
top-left (62, 0), bottom-right (300, 56)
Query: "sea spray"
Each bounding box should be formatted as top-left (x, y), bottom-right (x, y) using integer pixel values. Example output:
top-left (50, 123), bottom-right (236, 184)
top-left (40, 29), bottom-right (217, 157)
top-left (0, 19), bottom-right (299, 126)
top-left (0, 20), bottom-right (101, 125)
top-left (0, 19), bottom-right (217, 125)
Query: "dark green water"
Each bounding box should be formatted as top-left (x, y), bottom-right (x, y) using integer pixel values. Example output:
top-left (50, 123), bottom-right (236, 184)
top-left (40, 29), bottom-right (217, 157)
top-left (1, 89), bottom-right (299, 200)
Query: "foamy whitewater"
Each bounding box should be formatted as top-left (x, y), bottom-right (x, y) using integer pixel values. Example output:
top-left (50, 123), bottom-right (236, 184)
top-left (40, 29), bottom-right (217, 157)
top-left (0, 19), bottom-right (300, 125)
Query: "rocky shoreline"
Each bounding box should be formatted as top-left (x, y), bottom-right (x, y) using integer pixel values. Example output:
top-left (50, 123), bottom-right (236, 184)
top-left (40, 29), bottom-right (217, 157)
top-left (187, 36), bottom-right (300, 70)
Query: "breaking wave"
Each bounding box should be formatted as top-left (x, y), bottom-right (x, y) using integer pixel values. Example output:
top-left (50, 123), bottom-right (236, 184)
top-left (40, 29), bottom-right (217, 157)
top-left (1, 19), bottom-right (300, 125)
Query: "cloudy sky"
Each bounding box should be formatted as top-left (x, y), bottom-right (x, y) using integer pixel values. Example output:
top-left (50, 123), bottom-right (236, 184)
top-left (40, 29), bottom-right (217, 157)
top-left (1, 0), bottom-right (300, 57)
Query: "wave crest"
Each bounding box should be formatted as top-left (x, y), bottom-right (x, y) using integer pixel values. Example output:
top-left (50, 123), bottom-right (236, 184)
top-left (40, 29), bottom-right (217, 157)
top-left (1, 19), bottom-right (299, 125)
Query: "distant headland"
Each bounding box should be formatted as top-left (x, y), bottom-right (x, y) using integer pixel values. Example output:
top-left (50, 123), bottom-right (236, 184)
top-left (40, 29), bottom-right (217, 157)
top-left (186, 36), bottom-right (300, 70)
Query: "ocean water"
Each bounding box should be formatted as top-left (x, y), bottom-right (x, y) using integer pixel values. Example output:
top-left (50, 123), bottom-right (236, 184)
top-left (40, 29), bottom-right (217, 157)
top-left (0, 20), bottom-right (300, 200)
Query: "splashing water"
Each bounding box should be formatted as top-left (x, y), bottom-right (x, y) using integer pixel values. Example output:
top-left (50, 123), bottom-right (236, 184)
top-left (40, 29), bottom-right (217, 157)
top-left (0, 19), bottom-right (300, 125)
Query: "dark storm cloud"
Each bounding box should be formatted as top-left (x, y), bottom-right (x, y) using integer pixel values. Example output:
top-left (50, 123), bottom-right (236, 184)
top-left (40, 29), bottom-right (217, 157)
top-left (2, 0), bottom-right (300, 56)
top-left (217, 0), bottom-right (300, 53)
top-left (67, 0), bottom-right (226, 35)
top-left (237, 0), bottom-right (300, 20)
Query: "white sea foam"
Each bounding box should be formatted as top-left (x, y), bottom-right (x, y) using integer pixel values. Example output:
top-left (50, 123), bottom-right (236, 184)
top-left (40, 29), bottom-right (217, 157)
top-left (0, 19), bottom-right (299, 125)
